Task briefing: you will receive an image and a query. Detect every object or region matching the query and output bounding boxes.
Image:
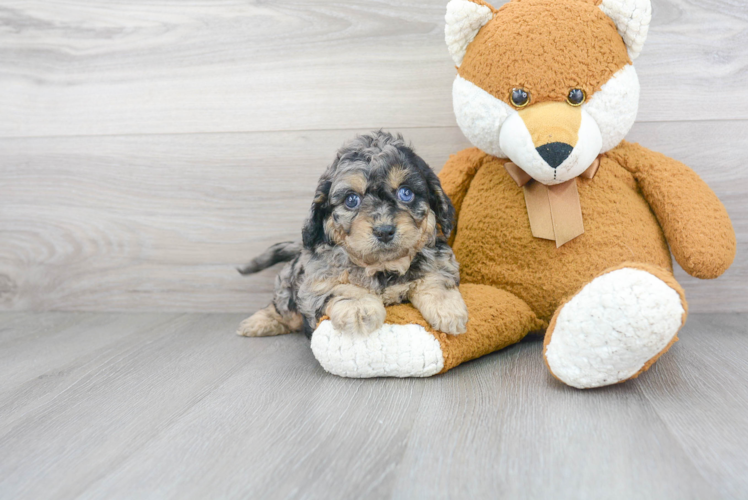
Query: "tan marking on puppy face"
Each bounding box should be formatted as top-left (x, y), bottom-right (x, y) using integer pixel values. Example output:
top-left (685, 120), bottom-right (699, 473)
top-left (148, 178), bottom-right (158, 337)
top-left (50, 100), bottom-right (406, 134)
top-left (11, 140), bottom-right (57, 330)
top-left (324, 217), bottom-right (348, 246)
top-left (387, 165), bottom-right (409, 190)
top-left (458, 0), bottom-right (630, 106)
top-left (519, 101), bottom-right (582, 148)
top-left (339, 208), bottom-right (437, 272)
top-left (396, 210), bottom-right (437, 251)
top-left (334, 172), bottom-right (367, 196)
top-left (345, 215), bottom-right (380, 264)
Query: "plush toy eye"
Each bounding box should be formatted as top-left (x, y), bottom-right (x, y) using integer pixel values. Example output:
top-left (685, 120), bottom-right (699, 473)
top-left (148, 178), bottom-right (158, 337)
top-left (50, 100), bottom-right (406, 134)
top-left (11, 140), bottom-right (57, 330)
top-left (344, 193), bottom-right (361, 209)
top-left (510, 88), bottom-right (531, 108)
top-left (397, 187), bottom-right (414, 203)
top-left (567, 88), bottom-right (586, 106)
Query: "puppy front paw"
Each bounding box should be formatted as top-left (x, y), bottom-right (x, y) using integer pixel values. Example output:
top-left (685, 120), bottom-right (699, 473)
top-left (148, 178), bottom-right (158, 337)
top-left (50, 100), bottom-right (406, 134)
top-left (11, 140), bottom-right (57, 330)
top-left (413, 287), bottom-right (468, 335)
top-left (327, 294), bottom-right (386, 335)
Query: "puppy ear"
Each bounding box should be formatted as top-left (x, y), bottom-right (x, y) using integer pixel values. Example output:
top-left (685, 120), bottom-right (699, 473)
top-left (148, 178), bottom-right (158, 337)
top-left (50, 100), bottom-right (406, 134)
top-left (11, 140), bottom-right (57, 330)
top-left (301, 174), bottom-right (333, 250)
top-left (428, 173), bottom-right (456, 239)
top-left (412, 155), bottom-right (456, 239)
top-left (445, 0), bottom-right (495, 67)
top-left (599, 0), bottom-right (651, 60)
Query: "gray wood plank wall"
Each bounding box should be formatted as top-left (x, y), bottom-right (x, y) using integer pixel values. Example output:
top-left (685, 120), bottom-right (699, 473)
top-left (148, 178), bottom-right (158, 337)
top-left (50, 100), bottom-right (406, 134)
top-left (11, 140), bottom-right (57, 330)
top-left (1, 0), bottom-right (746, 313)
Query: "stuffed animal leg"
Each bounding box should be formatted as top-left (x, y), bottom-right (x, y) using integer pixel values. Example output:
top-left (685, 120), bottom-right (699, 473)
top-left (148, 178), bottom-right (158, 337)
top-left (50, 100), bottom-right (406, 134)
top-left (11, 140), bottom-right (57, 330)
top-left (543, 263), bottom-right (687, 389)
top-left (310, 283), bottom-right (544, 377)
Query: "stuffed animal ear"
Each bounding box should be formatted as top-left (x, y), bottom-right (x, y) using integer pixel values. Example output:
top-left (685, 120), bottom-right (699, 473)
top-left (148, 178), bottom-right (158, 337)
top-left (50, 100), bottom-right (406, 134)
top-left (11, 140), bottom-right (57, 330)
top-left (445, 0), bottom-right (495, 67)
top-left (599, 0), bottom-right (652, 60)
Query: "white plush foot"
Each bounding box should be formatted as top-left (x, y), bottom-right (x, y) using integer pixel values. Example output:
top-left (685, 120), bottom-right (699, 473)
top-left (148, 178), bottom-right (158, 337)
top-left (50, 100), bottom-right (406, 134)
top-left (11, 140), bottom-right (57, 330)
top-left (544, 268), bottom-right (685, 389)
top-left (310, 321), bottom-right (445, 378)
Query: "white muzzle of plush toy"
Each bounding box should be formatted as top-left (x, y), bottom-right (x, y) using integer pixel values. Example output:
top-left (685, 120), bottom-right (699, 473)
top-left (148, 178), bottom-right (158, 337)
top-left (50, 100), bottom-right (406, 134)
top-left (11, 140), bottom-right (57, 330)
top-left (499, 102), bottom-right (603, 186)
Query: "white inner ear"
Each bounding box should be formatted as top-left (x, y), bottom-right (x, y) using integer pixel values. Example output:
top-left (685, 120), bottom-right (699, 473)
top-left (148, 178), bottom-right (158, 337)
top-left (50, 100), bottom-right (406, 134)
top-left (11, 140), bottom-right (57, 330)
top-left (599, 0), bottom-right (652, 60)
top-left (452, 75), bottom-right (512, 158)
top-left (445, 0), bottom-right (494, 67)
top-left (584, 64), bottom-right (640, 153)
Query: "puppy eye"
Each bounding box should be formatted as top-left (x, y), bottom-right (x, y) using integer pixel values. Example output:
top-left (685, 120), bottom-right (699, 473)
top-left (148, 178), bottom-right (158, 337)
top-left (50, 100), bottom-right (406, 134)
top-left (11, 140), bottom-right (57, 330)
top-left (344, 193), bottom-right (361, 209)
top-left (397, 187), bottom-right (414, 203)
top-left (567, 88), bottom-right (586, 106)
top-left (510, 88), bottom-right (530, 108)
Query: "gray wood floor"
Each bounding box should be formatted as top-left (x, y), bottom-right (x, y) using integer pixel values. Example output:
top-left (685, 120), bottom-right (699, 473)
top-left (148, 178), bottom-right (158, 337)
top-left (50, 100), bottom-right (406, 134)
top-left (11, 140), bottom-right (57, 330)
top-left (1, 312), bottom-right (747, 499)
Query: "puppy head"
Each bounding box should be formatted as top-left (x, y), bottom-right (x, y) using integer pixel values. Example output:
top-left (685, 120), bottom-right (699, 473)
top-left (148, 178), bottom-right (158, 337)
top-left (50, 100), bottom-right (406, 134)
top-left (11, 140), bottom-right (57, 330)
top-left (302, 131), bottom-right (455, 267)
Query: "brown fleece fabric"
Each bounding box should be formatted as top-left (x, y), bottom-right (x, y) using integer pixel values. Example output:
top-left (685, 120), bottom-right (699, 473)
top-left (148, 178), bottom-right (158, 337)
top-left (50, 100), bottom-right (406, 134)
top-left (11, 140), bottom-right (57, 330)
top-left (542, 262), bottom-right (689, 385)
top-left (385, 284), bottom-right (546, 373)
top-left (608, 141), bottom-right (737, 279)
top-left (437, 147), bottom-right (490, 246)
top-left (459, 0), bottom-right (630, 106)
top-left (450, 147), bottom-right (674, 322)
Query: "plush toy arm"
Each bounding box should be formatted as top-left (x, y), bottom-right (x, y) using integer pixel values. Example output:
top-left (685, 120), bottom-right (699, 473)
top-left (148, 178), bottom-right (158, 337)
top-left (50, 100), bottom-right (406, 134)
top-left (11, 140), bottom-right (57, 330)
top-left (610, 141), bottom-right (736, 279)
top-left (438, 147), bottom-right (487, 245)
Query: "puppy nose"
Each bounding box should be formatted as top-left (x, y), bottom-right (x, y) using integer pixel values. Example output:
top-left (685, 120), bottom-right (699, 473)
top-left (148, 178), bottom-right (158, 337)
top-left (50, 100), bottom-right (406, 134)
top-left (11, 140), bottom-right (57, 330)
top-left (373, 224), bottom-right (397, 243)
top-left (536, 142), bottom-right (573, 169)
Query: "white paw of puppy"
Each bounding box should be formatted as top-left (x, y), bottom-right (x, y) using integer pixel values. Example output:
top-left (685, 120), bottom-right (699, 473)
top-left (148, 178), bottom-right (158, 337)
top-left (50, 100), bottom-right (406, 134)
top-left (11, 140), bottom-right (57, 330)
top-left (327, 294), bottom-right (387, 335)
top-left (412, 287), bottom-right (468, 335)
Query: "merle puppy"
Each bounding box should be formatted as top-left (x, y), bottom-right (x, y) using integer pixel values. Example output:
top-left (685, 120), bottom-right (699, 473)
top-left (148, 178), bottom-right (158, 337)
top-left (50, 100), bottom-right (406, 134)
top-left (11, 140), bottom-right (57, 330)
top-left (237, 131), bottom-right (468, 339)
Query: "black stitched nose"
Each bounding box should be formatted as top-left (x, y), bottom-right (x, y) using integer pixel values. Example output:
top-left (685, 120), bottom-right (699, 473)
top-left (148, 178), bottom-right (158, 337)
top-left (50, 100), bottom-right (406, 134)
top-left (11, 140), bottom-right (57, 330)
top-left (536, 142), bottom-right (573, 169)
top-left (373, 224), bottom-right (396, 243)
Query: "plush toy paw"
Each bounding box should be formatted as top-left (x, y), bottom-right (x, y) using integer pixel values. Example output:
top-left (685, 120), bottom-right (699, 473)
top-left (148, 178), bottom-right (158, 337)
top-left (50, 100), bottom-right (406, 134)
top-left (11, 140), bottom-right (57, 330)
top-left (310, 320), bottom-right (444, 378)
top-left (327, 294), bottom-right (387, 336)
top-left (544, 267), bottom-right (685, 389)
top-left (411, 287), bottom-right (469, 335)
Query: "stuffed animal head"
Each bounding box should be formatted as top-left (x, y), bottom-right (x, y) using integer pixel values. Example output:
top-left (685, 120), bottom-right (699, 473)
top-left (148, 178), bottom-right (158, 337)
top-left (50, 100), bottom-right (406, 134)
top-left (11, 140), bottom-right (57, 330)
top-left (446, 0), bottom-right (651, 185)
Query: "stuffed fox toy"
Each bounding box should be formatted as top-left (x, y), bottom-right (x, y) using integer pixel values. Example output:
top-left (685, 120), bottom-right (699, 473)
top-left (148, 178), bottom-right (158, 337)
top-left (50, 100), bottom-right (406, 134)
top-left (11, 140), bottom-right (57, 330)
top-left (310, 0), bottom-right (736, 388)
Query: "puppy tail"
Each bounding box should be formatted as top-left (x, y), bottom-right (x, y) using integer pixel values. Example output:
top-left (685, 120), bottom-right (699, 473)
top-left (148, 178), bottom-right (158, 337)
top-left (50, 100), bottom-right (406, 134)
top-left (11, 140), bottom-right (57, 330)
top-left (237, 241), bottom-right (302, 275)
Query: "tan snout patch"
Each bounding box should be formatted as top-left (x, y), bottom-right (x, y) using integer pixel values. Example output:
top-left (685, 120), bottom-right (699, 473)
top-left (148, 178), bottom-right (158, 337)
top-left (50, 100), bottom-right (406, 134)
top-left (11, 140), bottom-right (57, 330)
top-left (518, 102), bottom-right (582, 149)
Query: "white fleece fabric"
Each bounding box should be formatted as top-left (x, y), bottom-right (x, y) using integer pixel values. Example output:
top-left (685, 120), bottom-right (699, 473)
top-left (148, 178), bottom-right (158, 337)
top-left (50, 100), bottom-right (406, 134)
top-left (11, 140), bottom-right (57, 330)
top-left (545, 268), bottom-right (684, 389)
top-left (584, 64), bottom-right (640, 153)
top-left (311, 320), bottom-right (445, 378)
top-left (600, 0), bottom-right (652, 60)
top-left (453, 75), bottom-right (511, 159)
top-left (445, 0), bottom-right (493, 66)
top-left (499, 108), bottom-right (602, 185)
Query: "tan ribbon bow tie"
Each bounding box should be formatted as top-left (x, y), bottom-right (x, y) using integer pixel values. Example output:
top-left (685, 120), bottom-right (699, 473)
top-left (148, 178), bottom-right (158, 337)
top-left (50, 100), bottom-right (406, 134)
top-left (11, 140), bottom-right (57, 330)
top-left (504, 156), bottom-right (601, 248)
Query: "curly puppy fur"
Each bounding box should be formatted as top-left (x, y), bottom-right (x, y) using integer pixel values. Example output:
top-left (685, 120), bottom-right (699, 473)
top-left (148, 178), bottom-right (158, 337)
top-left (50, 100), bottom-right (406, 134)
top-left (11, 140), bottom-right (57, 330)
top-left (238, 131), bottom-right (467, 338)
